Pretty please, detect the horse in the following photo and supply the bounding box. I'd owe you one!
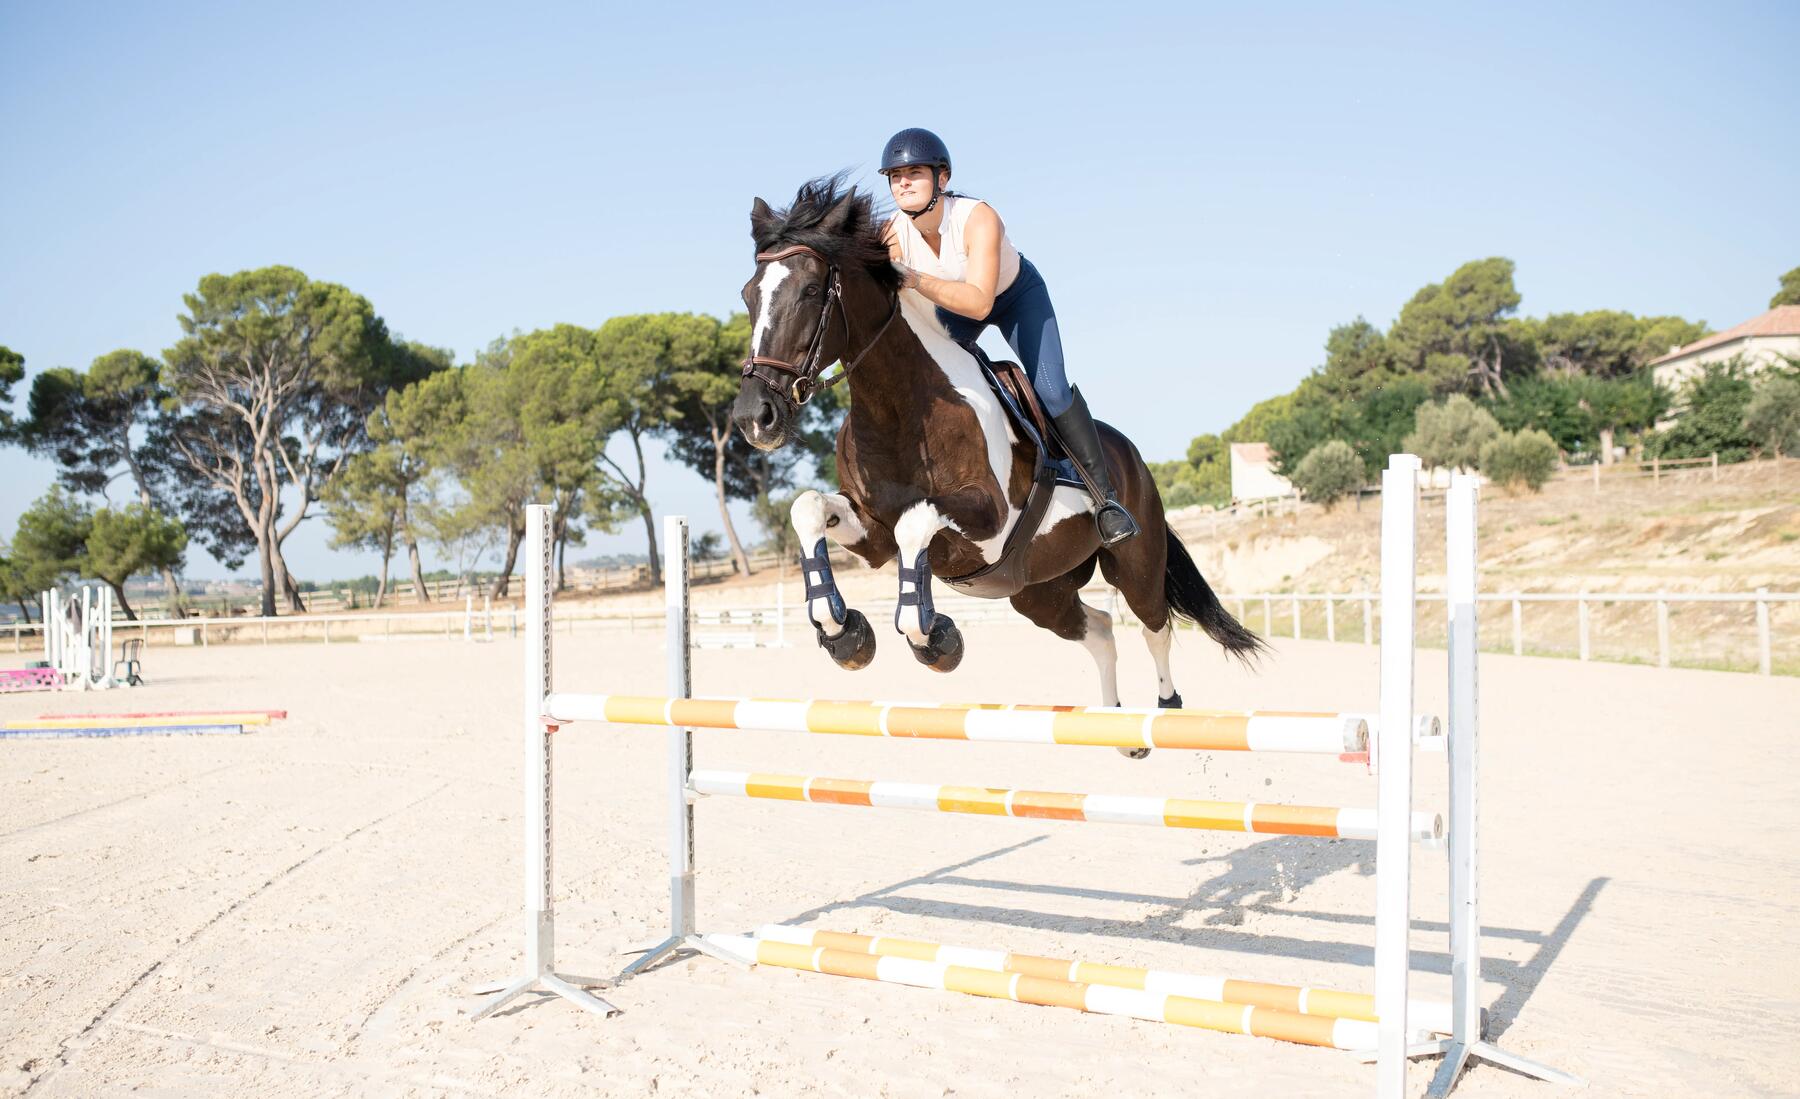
[731,176,1263,747]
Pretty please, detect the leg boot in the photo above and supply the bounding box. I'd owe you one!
[1052,387,1140,546]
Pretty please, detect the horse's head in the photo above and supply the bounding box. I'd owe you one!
[732,175,900,451]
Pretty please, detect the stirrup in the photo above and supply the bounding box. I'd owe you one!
[1096,502,1139,547]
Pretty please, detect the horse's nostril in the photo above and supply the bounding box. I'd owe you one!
[757,402,778,430]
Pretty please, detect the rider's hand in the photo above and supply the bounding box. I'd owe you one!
[891,261,921,290]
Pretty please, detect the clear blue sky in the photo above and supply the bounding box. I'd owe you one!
[2,1,1795,581]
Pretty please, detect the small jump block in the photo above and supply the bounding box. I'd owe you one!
[0,724,247,740]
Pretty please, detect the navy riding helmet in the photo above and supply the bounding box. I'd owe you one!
[880,128,951,218]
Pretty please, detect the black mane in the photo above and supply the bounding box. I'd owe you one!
[750,172,901,294]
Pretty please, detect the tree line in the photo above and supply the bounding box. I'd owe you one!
[7,260,1795,620]
[0,266,841,620]
[1155,260,1800,508]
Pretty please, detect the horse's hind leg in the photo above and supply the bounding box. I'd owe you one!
[1011,561,1144,758]
[791,490,887,670]
[1142,620,1182,709]
[1097,527,1187,726]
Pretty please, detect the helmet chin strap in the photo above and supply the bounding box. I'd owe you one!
[904,173,942,220]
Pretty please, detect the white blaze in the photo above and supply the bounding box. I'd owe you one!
[750,262,791,356]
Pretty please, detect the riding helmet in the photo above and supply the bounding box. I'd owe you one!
[879,128,951,177]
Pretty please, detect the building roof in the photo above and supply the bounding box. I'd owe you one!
[1229,442,1274,464]
[1649,305,1800,366]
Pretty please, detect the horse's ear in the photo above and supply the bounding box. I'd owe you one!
[820,191,858,233]
[750,197,775,242]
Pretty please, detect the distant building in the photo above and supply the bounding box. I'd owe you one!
[1650,304,1800,393]
[1229,442,1294,502]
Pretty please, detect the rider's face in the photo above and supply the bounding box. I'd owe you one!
[887,165,946,213]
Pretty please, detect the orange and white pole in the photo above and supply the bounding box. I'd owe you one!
[753,924,1453,1035]
[691,770,1442,842]
[715,934,1380,1051]
[545,694,1367,755]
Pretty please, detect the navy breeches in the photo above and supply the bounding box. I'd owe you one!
[936,256,1075,416]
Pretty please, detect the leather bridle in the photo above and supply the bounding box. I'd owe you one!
[740,244,899,409]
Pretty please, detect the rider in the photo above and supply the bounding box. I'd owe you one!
[878,127,1139,547]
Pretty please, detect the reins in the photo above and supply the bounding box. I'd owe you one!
[740,244,900,408]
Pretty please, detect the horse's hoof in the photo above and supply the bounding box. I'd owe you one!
[817,609,876,670]
[1119,695,1182,758]
[910,615,963,673]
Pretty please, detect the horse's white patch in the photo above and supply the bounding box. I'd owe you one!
[894,290,1019,563]
[1035,485,1094,536]
[893,500,951,644]
[820,493,868,544]
[1079,602,1120,707]
[1143,621,1176,700]
[791,489,853,636]
[750,262,791,356]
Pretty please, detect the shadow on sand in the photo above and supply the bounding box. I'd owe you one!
[777,834,1606,1032]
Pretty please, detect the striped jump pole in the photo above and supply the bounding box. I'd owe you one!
[545,694,1367,755]
[0,724,246,740]
[752,924,1453,1036]
[35,709,288,720]
[712,933,1380,1052]
[6,713,274,730]
[690,770,1443,842]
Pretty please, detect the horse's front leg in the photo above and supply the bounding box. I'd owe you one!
[792,490,890,670]
[892,499,977,673]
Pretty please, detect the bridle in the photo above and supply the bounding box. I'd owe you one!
[740,244,900,409]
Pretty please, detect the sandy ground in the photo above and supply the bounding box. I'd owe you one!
[4,618,1798,1098]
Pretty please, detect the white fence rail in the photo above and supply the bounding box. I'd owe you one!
[1210,589,1796,677]
[4,587,1794,677]
[705,588,1797,677]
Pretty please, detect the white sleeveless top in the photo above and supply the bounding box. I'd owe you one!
[890,194,1021,296]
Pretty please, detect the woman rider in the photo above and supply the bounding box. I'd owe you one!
[879,127,1139,547]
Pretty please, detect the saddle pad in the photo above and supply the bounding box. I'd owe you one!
[967,350,1086,490]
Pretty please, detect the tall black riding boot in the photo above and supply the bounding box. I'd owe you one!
[1052,387,1140,546]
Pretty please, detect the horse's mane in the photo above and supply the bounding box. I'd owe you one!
[751,172,902,294]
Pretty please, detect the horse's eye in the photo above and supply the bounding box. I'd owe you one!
[803,284,819,299]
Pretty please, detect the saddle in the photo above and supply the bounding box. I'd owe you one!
[940,347,1093,599]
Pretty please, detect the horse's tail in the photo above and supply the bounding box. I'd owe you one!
[1162,529,1268,665]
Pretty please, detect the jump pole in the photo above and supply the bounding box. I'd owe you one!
[688,770,1443,842]
[715,932,1381,1051]
[750,924,1455,1035]
[546,694,1366,755]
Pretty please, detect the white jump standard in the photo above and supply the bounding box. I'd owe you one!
[41,586,116,691]
[471,458,1575,1098]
